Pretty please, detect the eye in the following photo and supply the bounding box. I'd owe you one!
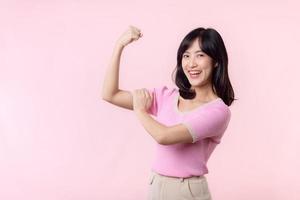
[183,55,189,58]
[197,54,204,57]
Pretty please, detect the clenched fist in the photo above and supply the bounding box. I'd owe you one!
[131,88,153,113]
[116,25,143,48]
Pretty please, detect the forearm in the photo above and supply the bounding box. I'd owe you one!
[134,110,167,144]
[101,43,124,100]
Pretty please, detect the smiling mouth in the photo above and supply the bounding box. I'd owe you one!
[188,71,201,78]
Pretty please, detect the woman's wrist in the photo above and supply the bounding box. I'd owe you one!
[134,108,148,115]
[115,40,125,49]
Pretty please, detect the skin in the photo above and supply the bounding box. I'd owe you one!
[112,25,152,113]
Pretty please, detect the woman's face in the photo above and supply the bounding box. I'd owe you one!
[182,38,216,88]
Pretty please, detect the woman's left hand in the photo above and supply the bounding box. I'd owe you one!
[131,88,153,113]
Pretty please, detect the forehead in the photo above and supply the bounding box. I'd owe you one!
[184,38,202,53]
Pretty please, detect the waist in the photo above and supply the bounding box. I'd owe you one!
[151,170,206,182]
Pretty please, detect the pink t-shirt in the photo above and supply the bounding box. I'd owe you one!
[146,86,231,178]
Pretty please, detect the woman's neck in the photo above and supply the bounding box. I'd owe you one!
[190,84,217,103]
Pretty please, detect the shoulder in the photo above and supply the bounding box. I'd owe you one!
[218,99,231,117]
[207,101,231,124]
[191,99,231,122]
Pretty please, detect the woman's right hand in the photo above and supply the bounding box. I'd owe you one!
[116,25,143,48]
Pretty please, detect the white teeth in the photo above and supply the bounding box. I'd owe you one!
[189,71,201,75]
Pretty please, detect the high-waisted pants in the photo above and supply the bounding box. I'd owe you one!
[147,171,212,200]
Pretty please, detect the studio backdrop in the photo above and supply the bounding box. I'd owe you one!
[0,1,299,200]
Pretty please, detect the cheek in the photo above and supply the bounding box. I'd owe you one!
[198,58,208,65]
[181,62,188,71]
[203,68,214,78]
[201,60,213,70]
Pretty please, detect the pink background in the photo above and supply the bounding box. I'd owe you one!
[1,1,299,199]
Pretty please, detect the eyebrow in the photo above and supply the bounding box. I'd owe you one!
[184,50,203,54]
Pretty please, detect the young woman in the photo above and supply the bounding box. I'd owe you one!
[102,25,235,200]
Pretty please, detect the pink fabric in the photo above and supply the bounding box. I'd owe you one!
[146,86,231,177]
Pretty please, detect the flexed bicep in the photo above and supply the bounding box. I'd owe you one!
[105,90,134,111]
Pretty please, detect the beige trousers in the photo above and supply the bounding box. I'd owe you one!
[147,171,212,200]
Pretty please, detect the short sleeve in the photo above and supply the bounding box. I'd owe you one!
[181,107,231,143]
[146,86,169,117]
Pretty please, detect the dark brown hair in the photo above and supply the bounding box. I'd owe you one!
[171,27,236,106]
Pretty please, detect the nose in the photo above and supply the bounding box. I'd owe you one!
[188,57,197,68]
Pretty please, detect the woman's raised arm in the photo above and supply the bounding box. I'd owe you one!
[101,26,143,110]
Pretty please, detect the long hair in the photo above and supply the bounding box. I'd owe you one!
[171,27,236,106]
